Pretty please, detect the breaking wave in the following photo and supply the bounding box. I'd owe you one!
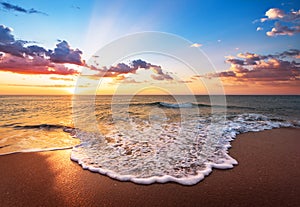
[71,113,296,185]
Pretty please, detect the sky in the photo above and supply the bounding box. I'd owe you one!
[0,0,299,95]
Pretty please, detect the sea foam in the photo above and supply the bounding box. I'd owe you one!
[71,113,294,185]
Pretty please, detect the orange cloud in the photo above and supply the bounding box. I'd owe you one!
[201,50,300,86]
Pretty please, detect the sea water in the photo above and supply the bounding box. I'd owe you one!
[0,95,299,185]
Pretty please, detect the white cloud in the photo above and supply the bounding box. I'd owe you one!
[259,8,300,37]
[265,8,285,19]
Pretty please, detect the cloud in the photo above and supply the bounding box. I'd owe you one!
[0,25,84,76]
[190,43,202,48]
[87,59,173,81]
[1,83,75,88]
[50,41,84,65]
[264,8,286,20]
[177,80,193,83]
[0,25,14,44]
[259,8,300,37]
[256,27,263,31]
[202,50,300,83]
[0,53,79,75]
[108,76,143,85]
[264,8,300,22]
[266,22,300,36]
[109,63,133,73]
[279,49,300,58]
[226,58,245,65]
[151,73,173,81]
[122,77,141,84]
[0,1,48,15]
[0,25,84,65]
[50,77,74,81]
[131,59,151,70]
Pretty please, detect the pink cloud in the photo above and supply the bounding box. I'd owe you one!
[201,50,300,83]
[266,22,300,36]
[0,24,84,76]
[0,54,79,75]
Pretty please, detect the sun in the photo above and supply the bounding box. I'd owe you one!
[65,87,75,95]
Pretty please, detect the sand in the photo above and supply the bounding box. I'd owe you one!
[0,128,299,207]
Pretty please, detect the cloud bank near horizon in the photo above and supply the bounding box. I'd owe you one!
[201,49,300,85]
[86,59,173,82]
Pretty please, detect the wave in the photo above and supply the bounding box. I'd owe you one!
[2,123,75,133]
[129,101,254,109]
[71,113,297,186]
[158,102,195,108]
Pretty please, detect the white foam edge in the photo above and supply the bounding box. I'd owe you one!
[70,150,238,186]
[69,118,298,185]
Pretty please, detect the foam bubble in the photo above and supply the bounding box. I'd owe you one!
[70,113,295,185]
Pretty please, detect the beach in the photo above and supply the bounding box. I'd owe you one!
[0,128,299,206]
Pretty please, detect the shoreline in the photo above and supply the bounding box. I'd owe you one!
[0,128,299,206]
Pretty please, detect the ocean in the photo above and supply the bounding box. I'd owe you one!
[0,95,299,185]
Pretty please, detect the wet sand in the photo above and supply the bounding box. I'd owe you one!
[0,128,299,207]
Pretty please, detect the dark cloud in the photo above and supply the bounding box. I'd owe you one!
[202,50,300,83]
[259,8,300,37]
[27,45,48,57]
[109,63,133,73]
[0,1,48,15]
[131,59,150,70]
[0,25,81,75]
[226,58,245,65]
[0,25,78,63]
[50,41,84,65]
[130,59,166,75]
[0,53,79,75]
[279,49,300,58]
[218,71,236,78]
[0,25,14,44]
[267,22,300,36]
[88,59,173,81]
[0,40,29,57]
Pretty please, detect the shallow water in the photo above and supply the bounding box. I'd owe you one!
[0,95,299,185]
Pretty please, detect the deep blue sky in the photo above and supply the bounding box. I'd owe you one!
[2,0,299,66]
